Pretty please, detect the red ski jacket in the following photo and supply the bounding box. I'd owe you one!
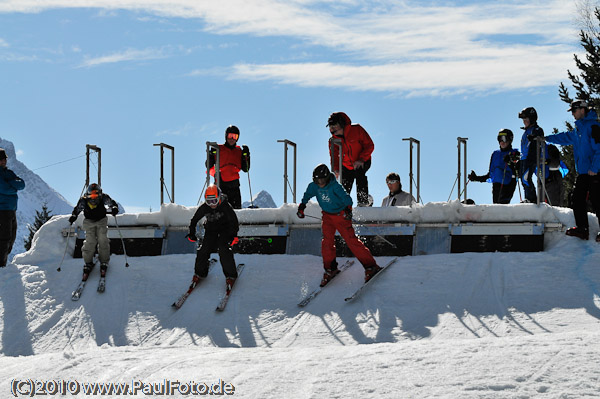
[329,112,374,172]
[209,144,244,182]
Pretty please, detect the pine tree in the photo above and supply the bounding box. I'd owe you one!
[24,203,53,251]
[556,5,600,208]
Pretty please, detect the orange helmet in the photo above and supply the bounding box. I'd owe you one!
[205,184,221,206]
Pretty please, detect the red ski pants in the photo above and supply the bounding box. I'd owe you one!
[321,211,376,269]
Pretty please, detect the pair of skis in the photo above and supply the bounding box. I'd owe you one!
[71,261,106,301]
[297,257,398,307]
[172,261,245,312]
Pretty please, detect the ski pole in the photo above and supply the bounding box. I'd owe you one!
[497,163,508,204]
[57,225,74,272]
[247,169,257,208]
[113,216,130,267]
[303,214,322,221]
[351,218,398,248]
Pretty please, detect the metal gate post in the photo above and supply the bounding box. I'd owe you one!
[402,137,421,203]
[153,143,175,204]
[457,137,468,201]
[85,144,101,188]
[277,139,297,203]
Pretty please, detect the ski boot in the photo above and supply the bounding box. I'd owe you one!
[364,265,382,283]
[82,262,94,281]
[320,260,340,287]
[566,226,589,240]
[100,263,108,278]
[225,277,236,293]
[190,274,202,289]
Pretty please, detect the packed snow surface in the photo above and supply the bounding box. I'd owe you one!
[1,202,600,398]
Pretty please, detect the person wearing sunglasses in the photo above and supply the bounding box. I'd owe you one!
[68,183,119,281]
[187,184,240,292]
[381,173,416,207]
[0,147,25,267]
[545,99,600,241]
[327,112,374,207]
[207,125,250,209]
[468,129,520,204]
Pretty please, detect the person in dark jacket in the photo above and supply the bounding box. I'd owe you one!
[545,99,600,241]
[297,163,381,286]
[208,125,250,209]
[327,112,375,207]
[0,148,25,267]
[187,184,239,292]
[469,129,520,204]
[69,183,119,280]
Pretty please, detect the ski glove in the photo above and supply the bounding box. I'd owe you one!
[111,207,118,216]
[343,206,352,221]
[68,215,77,224]
[186,232,197,242]
[297,203,306,219]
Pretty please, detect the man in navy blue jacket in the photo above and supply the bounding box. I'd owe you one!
[545,99,600,241]
[0,148,25,267]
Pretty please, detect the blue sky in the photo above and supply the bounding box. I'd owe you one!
[0,0,588,212]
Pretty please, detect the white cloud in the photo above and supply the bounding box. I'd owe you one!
[0,38,8,47]
[0,0,584,95]
[78,47,169,68]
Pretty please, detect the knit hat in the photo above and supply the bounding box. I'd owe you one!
[0,148,6,160]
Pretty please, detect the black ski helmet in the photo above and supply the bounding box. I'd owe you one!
[225,125,240,140]
[86,183,102,205]
[312,163,331,184]
[518,107,537,123]
[497,128,514,143]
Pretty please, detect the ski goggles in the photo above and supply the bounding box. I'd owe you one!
[497,134,509,143]
[206,196,219,206]
[386,179,399,184]
[226,132,239,141]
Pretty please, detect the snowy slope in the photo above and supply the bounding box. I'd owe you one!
[0,138,72,257]
[1,205,600,398]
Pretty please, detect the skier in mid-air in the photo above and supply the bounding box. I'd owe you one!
[297,163,381,287]
[69,183,119,281]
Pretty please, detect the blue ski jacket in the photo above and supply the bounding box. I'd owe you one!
[300,173,352,214]
[488,146,519,184]
[520,124,544,164]
[545,109,600,174]
[0,166,25,211]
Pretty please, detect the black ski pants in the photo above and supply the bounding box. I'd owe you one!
[492,180,516,204]
[220,179,242,210]
[341,159,371,205]
[194,231,238,279]
[0,210,17,266]
[572,174,600,229]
